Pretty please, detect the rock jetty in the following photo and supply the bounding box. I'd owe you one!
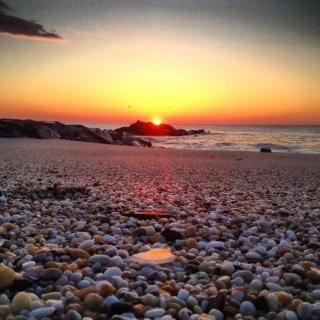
[115,120,208,136]
[0,119,152,147]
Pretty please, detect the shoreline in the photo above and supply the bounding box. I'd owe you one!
[1,137,320,157]
[0,138,320,319]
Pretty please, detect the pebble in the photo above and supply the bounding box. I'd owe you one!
[41,268,62,280]
[2,141,320,320]
[177,289,190,301]
[221,260,235,275]
[145,308,166,318]
[0,264,15,290]
[83,293,104,310]
[11,292,33,314]
[96,280,115,297]
[88,254,110,265]
[232,270,254,282]
[240,301,256,316]
[105,266,122,278]
[79,239,94,251]
[28,306,56,318]
[297,302,312,319]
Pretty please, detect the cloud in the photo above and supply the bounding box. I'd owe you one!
[0,0,63,41]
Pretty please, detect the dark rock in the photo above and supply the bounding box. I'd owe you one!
[115,120,209,136]
[260,147,272,153]
[110,302,134,315]
[254,296,269,311]
[0,119,152,147]
[160,229,184,242]
[209,292,225,311]
[10,278,34,291]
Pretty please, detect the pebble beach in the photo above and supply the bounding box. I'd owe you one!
[0,138,320,320]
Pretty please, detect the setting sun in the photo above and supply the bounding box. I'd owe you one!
[152,118,162,126]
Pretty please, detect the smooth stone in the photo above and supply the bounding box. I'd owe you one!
[231,289,245,303]
[110,256,123,267]
[177,289,190,301]
[246,252,263,261]
[232,270,254,282]
[186,238,198,249]
[28,306,56,318]
[209,308,224,320]
[65,310,82,320]
[96,280,115,297]
[145,308,166,318]
[83,293,104,310]
[30,300,45,310]
[79,239,94,251]
[145,284,160,295]
[208,241,225,249]
[141,294,159,307]
[104,235,116,244]
[41,292,62,300]
[0,294,10,305]
[249,279,263,291]
[77,279,92,289]
[0,305,10,318]
[268,293,280,312]
[178,308,191,319]
[45,300,64,312]
[267,283,283,292]
[312,289,320,300]
[12,292,32,314]
[187,295,199,308]
[283,273,302,284]
[88,255,110,265]
[0,264,15,290]
[105,266,122,278]
[104,295,119,308]
[221,260,235,275]
[283,310,298,320]
[297,302,312,319]
[68,248,90,259]
[22,261,36,271]
[240,301,256,316]
[41,268,62,280]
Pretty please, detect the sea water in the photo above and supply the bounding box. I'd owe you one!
[83,124,320,154]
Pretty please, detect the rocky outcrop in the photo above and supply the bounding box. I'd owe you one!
[0,119,151,147]
[115,120,208,136]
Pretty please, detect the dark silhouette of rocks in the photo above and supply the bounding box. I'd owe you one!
[260,147,272,153]
[0,119,151,147]
[115,120,208,136]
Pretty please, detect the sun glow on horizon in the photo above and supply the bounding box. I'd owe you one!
[152,118,162,125]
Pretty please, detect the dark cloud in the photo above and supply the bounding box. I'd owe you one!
[0,0,63,41]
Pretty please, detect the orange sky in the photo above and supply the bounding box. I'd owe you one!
[1,1,319,124]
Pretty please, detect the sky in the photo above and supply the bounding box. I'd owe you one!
[0,0,319,125]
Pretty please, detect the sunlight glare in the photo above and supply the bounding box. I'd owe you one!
[152,118,162,125]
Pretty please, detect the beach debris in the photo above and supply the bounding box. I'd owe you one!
[260,147,272,153]
[131,248,176,264]
[124,211,171,219]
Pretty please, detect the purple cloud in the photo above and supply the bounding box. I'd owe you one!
[0,0,63,41]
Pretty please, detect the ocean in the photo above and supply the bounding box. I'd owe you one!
[83,123,320,154]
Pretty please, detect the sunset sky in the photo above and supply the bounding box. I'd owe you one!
[1,0,319,124]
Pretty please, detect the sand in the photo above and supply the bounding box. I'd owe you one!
[0,138,320,320]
